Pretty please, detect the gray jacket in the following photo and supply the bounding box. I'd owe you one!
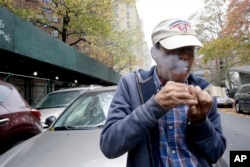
[100,66,226,167]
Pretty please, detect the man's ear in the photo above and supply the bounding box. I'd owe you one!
[150,47,159,63]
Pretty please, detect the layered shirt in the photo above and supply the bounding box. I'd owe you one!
[153,69,198,167]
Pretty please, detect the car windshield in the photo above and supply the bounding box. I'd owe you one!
[52,90,114,130]
[0,85,11,103]
[36,90,86,109]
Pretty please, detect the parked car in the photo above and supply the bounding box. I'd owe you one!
[234,84,250,113]
[0,80,42,154]
[0,85,126,167]
[35,85,102,128]
[215,96,234,108]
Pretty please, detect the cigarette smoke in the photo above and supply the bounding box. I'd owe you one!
[151,47,188,74]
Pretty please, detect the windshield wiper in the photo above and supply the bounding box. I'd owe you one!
[53,126,77,130]
[53,125,104,131]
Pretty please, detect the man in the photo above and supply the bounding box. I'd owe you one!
[100,18,226,167]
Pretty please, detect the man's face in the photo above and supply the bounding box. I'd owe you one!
[152,46,195,83]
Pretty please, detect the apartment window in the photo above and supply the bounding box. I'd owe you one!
[74,45,79,50]
[41,6,51,14]
[51,30,59,37]
[114,6,119,17]
[42,0,50,3]
[246,13,250,22]
[127,21,130,28]
[126,3,129,10]
[52,16,58,22]
[126,12,130,19]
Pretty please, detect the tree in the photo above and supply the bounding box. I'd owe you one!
[189,0,229,43]
[199,36,242,95]
[221,0,250,67]
[1,0,142,73]
[0,0,13,10]
[188,0,229,86]
[189,0,250,96]
[222,0,250,37]
[0,0,40,20]
[221,0,250,96]
[37,0,114,46]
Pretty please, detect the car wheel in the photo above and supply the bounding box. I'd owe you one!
[235,102,242,113]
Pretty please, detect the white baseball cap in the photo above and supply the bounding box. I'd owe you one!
[151,18,203,50]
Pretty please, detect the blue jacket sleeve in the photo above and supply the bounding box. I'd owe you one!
[186,96,227,163]
[100,75,166,158]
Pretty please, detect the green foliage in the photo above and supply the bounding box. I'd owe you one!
[40,0,115,44]
[89,27,143,73]
[0,0,40,21]
[2,0,143,73]
[189,0,250,88]
[199,37,234,62]
[0,0,13,10]
[14,8,40,21]
[39,0,142,73]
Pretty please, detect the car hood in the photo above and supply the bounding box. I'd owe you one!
[0,129,126,167]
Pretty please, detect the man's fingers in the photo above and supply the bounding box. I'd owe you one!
[195,86,213,104]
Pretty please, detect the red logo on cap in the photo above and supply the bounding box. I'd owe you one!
[169,20,191,33]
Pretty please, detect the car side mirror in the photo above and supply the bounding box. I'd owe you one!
[45,116,57,127]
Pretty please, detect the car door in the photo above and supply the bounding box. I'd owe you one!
[0,84,14,147]
[0,105,13,142]
[243,86,250,110]
[238,85,250,111]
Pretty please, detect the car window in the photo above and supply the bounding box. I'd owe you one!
[99,93,113,117]
[239,86,245,93]
[239,85,250,93]
[0,85,11,103]
[53,91,114,129]
[36,90,83,108]
[245,86,250,93]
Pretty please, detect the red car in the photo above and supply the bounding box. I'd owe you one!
[0,80,42,154]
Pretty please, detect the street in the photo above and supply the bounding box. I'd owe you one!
[219,109,250,166]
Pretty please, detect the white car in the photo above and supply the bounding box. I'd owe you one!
[215,96,234,108]
[35,85,102,128]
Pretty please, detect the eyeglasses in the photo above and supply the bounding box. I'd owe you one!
[162,46,195,56]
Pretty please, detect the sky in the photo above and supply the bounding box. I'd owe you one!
[136,0,204,48]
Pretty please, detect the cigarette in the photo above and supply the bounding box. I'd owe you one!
[184,67,189,71]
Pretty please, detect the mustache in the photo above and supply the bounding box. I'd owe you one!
[151,47,189,74]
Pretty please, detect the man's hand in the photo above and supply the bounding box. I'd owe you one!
[154,81,198,111]
[187,85,213,123]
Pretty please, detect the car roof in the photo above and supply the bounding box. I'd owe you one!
[48,85,103,94]
[239,84,250,89]
[0,80,15,89]
[83,85,117,93]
